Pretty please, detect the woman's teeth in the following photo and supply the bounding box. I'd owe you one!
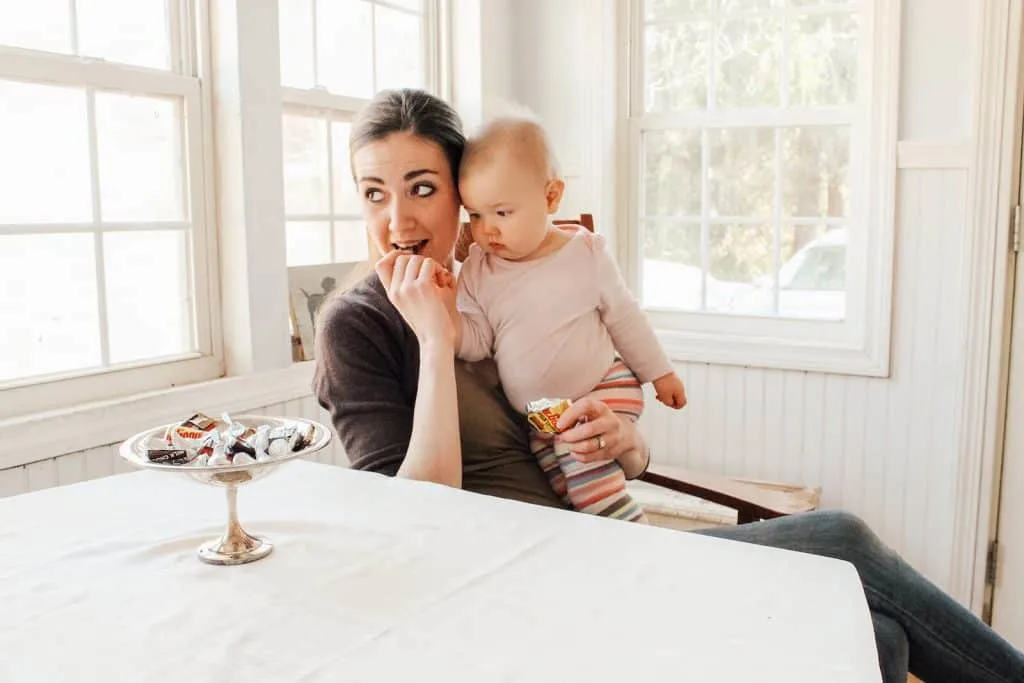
[393,239,428,255]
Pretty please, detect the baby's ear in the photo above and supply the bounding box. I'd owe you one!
[545,179,565,213]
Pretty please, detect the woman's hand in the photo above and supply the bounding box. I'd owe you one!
[376,251,457,348]
[554,398,649,477]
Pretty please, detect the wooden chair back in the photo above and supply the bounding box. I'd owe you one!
[455,213,595,263]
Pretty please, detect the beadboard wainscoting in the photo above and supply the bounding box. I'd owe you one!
[0,397,348,499]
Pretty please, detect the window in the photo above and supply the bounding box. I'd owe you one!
[278,0,437,267]
[626,0,898,375]
[0,0,219,416]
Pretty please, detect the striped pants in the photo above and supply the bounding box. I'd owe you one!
[530,360,648,523]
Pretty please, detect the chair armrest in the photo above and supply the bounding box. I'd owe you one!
[639,464,820,524]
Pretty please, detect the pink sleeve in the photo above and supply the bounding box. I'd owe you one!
[590,233,674,383]
[456,247,495,362]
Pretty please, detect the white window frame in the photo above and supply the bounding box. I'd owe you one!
[0,0,222,419]
[620,0,900,377]
[280,0,444,266]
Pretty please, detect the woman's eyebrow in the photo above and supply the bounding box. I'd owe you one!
[404,168,438,181]
[357,169,437,184]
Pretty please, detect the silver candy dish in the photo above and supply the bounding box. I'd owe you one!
[119,415,331,566]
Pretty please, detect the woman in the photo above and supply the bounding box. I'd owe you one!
[314,88,1024,682]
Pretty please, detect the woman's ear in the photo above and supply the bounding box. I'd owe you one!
[545,179,565,214]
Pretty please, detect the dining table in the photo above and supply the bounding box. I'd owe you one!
[0,459,880,682]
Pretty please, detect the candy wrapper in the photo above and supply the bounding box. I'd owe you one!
[526,398,573,456]
[145,414,314,468]
[166,413,218,452]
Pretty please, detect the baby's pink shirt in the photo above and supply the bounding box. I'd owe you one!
[456,228,674,413]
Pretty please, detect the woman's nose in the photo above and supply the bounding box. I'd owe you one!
[388,195,414,230]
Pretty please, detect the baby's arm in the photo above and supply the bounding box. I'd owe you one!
[593,238,685,409]
[455,259,496,363]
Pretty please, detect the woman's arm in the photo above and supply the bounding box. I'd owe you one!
[313,256,463,488]
[376,251,463,488]
[398,337,461,487]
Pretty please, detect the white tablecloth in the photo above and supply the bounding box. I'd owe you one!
[0,461,880,682]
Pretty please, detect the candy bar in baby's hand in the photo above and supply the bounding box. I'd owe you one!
[525,398,572,434]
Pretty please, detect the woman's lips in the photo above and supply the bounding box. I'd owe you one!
[392,239,428,255]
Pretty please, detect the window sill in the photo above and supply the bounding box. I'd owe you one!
[657,328,890,377]
[0,362,316,470]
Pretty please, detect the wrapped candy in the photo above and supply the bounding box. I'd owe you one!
[526,398,574,456]
[147,414,312,468]
[232,452,256,466]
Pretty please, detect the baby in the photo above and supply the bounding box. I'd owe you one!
[451,114,686,523]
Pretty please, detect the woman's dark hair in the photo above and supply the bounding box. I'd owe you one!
[350,89,465,183]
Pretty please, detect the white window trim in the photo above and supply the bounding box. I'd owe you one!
[280,0,443,265]
[0,0,223,420]
[619,0,901,377]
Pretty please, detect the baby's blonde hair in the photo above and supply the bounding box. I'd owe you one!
[460,107,561,181]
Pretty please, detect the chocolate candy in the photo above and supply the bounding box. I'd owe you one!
[225,435,256,457]
[147,448,192,465]
[148,414,310,468]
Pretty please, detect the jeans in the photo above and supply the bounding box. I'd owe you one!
[696,511,1024,682]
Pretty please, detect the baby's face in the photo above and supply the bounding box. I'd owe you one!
[459,156,555,262]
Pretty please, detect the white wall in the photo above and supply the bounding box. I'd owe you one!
[492,0,979,592]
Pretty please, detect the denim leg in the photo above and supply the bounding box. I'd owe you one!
[697,511,1024,682]
[872,612,910,683]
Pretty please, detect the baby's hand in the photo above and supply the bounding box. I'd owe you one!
[434,267,455,291]
[653,373,687,409]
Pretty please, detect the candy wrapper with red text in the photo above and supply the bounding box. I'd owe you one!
[525,398,574,456]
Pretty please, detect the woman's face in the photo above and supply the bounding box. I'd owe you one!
[352,131,461,268]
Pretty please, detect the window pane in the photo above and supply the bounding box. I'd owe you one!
[76,0,171,69]
[719,0,784,11]
[789,0,848,6]
[708,128,775,216]
[0,80,92,223]
[104,230,192,363]
[283,114,329,215]
[387,0,422,10]
[788,12,858,107]
[715,17,781,108]
[333,220,368,263]
[643,129,701,217]
[375,5,423,91]
[330,121,360,215]
[279,0,315,88]
[645,21,709,112]
[0,233,101,382]
[782,126,850,217]
[778,224,846,319]
[286,221,331,266]
[0,0,70,53]
[316,0,373,97]
[645,0,709,20]
[708,223,773,315]
[96,93,185,222]
[642,221,702,311]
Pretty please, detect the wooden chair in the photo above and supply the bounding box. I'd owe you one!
[456,213,820,526]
